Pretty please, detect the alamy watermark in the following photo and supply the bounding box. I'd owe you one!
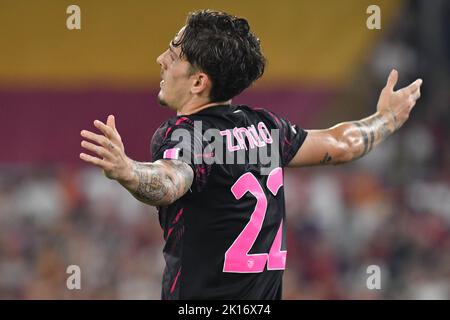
[366,265,381,290]
[66,5,81,30]
[66,5,380,31]
[366,5,381,30]
[166,120,280,176]
[66,264,81,290]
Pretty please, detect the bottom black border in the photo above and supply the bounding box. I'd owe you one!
[0,300,446,318]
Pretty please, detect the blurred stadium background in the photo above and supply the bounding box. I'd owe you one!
[0,0,449,299]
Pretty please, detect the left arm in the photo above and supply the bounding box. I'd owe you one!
[289,110,397,166]
[288,70,422,167]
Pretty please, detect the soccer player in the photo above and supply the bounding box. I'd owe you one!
[79,10,422,299]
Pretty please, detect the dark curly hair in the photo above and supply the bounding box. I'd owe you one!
[172,10,266,102]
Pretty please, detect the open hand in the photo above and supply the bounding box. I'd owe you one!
[377,69,423,129]
[80,115,134,183]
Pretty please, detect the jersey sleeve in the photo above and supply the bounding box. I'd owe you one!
[264,110,308,167]
[151,117,212,193]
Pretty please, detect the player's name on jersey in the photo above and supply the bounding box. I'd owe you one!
[219,121,274,152]
[168,120,278,154]
[166,120,281,174]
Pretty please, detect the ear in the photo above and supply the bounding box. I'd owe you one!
[191,72,211,96]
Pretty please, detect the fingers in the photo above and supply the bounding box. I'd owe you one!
[412,87,421,101]
[81,130,112,148]
[405,79,422,109]
[80,115,122,172]
[107,114,116,131]
[393,78,422,110]
[407,78,423,94]
[385,69,398,91]
[94,119,116,140]
[81,140,113,160]
[79,152,110,169]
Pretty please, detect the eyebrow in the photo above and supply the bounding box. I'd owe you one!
[169,41,184,62]
[169,42,179,57]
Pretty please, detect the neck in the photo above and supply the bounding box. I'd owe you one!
[177,100,232,116]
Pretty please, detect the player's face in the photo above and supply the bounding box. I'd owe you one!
[156,27,195,110]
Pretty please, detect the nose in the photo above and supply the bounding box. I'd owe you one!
[156,53,163,67]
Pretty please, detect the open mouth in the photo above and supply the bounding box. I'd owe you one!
[160,80,165,87]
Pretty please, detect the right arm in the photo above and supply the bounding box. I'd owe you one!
[123,159,193,206]
[288,69,423,167]
[80,115,193,207]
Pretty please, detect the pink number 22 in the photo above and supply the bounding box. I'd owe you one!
[223,167,286,273]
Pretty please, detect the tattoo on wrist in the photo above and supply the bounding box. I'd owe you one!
[388,109,398,130]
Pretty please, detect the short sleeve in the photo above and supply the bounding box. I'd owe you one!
[264,110,308,167]
[151,117,212,193]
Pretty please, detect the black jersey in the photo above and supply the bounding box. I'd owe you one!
[151,104,307,300]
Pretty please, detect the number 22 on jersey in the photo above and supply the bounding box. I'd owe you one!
[223,167,286,273]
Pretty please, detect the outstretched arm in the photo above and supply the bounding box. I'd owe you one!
[288,70,423,167]
[79,115,193,206]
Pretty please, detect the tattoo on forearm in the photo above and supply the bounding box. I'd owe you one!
[133,162,169,203]
[130,160,193,205]
[354,122,370,156]
[320,152,333,164]
[352,114,395,159]
[362,120,375,152]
